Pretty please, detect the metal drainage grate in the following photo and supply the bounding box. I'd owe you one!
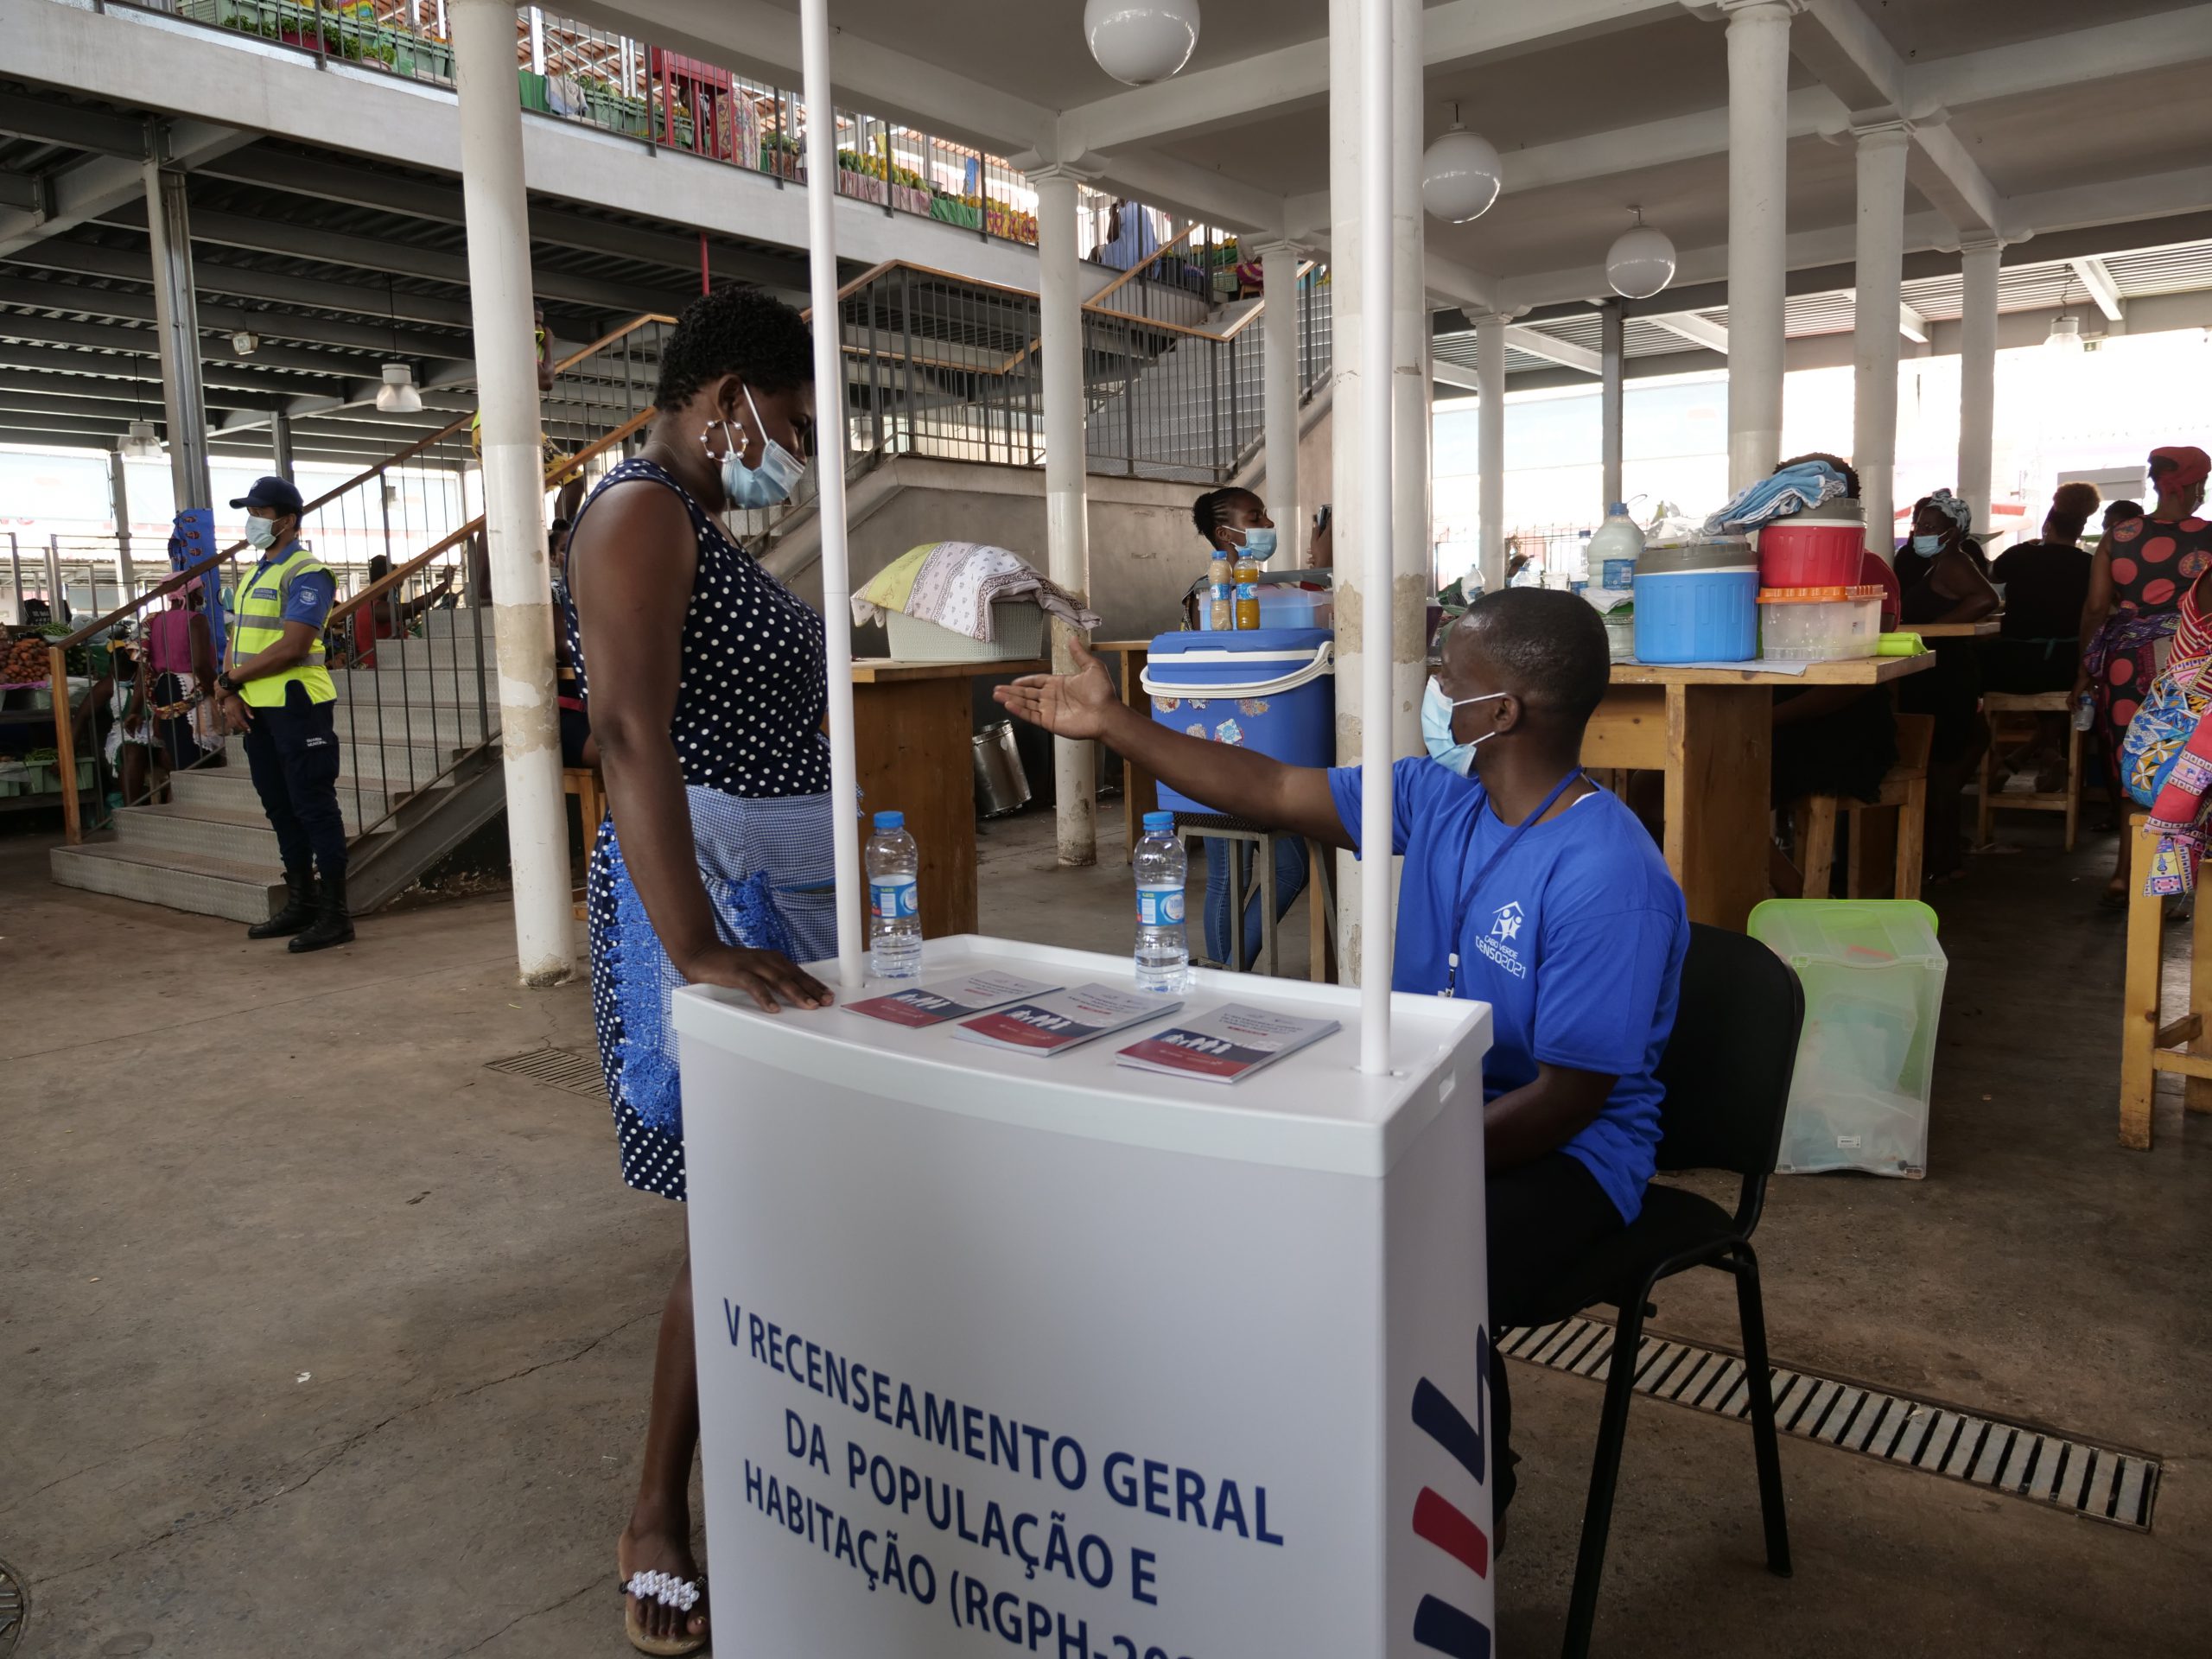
[0,1558,24,1658]
[1502,1317,2160,1532]
[485,1046,607,1097]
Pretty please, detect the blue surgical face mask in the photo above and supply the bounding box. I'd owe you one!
[245,516,278,550]
[1232,524,1279,562]
[1911,532,1942,555]
[708,385,807,509]
[1422,677,1506,776]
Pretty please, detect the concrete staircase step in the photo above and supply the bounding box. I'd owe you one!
[166,766,393,832]
[220,734,466,789]
[114,800,404,865]
[48,841,288,924]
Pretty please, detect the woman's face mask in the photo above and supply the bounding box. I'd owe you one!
[1911,532,1943,556]
[706,385,807,509]
[1422,677,1506,776]
[1228,524,1279,563]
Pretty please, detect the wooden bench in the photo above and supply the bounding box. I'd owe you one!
[563,766,607,920]
[1977,690,2082,852]
[1787,713,1936,900]
[2119,814,2212,1149]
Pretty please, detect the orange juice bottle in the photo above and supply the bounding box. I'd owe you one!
[1233,554,1262,630]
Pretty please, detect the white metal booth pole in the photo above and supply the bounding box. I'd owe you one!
[675,0,1497,1653]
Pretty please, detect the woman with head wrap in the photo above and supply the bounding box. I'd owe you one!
[1895,487,1999,880]
[2078,446,2212,903]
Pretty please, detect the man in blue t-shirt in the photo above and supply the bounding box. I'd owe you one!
[995,588,1688,1520]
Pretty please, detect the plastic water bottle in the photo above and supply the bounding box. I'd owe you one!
[1133,811,1192,995]
[2073,690,2095,733]
[867,810,922,978]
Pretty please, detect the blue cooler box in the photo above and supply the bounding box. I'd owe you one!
[1141,628,1335,814]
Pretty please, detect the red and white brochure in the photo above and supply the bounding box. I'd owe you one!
[1116,1003,1341,1084]
[846,970,1063,1030]
[951,982,1181,1057]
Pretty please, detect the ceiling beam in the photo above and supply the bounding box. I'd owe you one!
[2069,256,2126,323]
[0,173,48,213]
[200,147,810,291]
[1789,0,2006,238]
[0,339,338,397]
[1063,0,1677,153]
[1644,311,1729,354]
[1431,360,1483,394]
[1909,13,2183,113]
[1897,300,1929,344]
[1503,324,1600,377]
[0,120,256,258]
[0,365,264,409]
[0,310,375,379]
[0,91,148,157]
[96,200,687,315]
[0,275,468,360]
[4,238,481,329]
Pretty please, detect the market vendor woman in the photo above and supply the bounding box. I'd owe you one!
[996,587,1688,1520]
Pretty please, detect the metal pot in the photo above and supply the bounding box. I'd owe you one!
[972,718,1032,818]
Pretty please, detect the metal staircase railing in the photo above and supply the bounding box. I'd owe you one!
[47,313,676,849]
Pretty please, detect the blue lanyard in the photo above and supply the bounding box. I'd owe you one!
[1441,768,1585,1000]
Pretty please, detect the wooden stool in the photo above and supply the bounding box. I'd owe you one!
[2119,815,2212,1148]
[563,767,607,919]
[1789,713,1936,899]
[1977,690,2082,852]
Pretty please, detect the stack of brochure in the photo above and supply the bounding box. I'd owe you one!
[950,983,1183,1056]
[1116,1003,1340,1084]
[846,970,1063,1029]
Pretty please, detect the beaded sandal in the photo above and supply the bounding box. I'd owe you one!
[621,1569,707,1657]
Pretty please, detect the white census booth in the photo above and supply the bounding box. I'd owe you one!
[677,935,1497,1656]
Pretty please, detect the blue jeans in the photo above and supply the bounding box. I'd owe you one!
[1202,835,1309,969]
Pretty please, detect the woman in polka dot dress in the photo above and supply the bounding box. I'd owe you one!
[2078,446,2212,904]
[565,286,837,1656]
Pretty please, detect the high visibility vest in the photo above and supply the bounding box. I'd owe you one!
[226,543,335,707]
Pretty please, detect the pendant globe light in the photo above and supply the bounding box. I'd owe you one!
[375,276,423,415]
[1605,207,1676,301]
[1421,104,1502,225]
[2045,277,2085,353]
[1083,0,1200,86]
[120,354,165,459]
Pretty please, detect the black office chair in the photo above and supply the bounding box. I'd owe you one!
[1539,923,1804,1659]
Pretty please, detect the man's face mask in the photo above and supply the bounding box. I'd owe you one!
[1422,677,1506,777]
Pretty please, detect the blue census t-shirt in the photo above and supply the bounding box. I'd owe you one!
[1329,758,1689,1223]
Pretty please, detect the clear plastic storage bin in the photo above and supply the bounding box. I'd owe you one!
[1748,899,1948,1179]
[1758,583,1884,662]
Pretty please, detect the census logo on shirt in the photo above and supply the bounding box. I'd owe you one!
[1478,900,1528,977]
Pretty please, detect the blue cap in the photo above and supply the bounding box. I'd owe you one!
[229,474,304,517]
[1142,811,1175,834]
[874,810,905,830]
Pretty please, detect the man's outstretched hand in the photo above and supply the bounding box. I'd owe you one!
[994,638,1117,741]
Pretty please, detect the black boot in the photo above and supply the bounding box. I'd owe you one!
[248,868,316,939]
[289,870,355,953]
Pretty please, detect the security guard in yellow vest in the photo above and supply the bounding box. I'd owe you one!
[215,476,353,952]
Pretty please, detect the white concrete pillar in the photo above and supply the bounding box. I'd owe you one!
[1475,312,1509,596]
[1958,238,2003,538]
[1599,300,1624,511]
[1034,164,1095,868]
[1721,0,1800,493]
[107,449,135,594]
[452,0,570,985]
[1389,0,1428,755]
[1853,121,1910,562]
[143,160,211,514]
[1254,238,1304,548]
[271,406,296,482]
[527,6,545,74]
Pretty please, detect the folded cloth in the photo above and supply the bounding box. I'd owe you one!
[854,540,1101,640]
[1702,461,1848,536]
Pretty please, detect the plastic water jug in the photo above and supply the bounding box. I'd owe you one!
[1586,502,1646,591]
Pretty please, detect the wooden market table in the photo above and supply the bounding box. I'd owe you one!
[1091,638,1158,861]
[850,657,1047,938]
[1584,656,1936,931]
[1910,617,2001,639]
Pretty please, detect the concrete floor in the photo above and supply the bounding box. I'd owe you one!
[3,803,2209,1657]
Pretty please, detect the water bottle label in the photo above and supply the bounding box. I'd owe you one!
[1601,557,1638,588]
[1235,581,1258,601]
[870,874,918,920]
[1137,884,1185,926]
